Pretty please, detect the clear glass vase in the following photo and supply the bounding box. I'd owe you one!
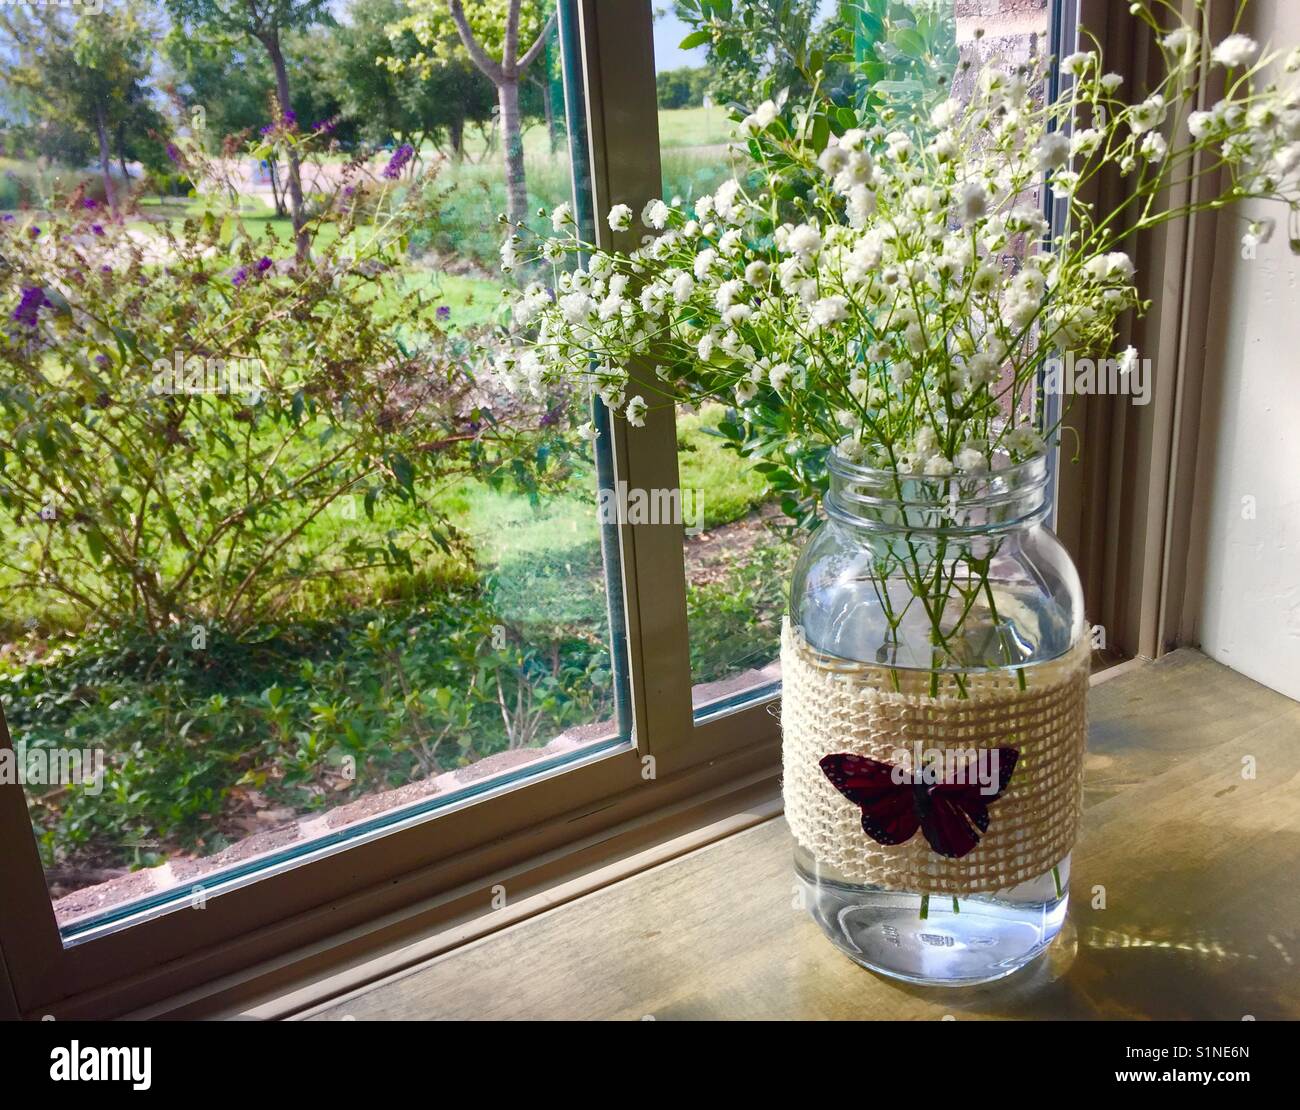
[787,442,1085,986]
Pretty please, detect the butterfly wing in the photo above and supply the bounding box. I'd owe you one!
[920,747,1020,859]
[819,753,920,846]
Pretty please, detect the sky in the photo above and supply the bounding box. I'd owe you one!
[651,2,838,72]
[651,7,709,72]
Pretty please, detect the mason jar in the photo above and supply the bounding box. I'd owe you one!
[784,441,1087,986]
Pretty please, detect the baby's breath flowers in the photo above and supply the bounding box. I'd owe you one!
[496,2,1299,490]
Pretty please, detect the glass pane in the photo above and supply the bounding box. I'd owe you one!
[652,1,1056,711]
[0,0,626,938]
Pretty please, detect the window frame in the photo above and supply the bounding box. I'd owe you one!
[1,0,1212,1019]
[0,0,779,1019]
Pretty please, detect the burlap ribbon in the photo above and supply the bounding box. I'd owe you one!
[781,619,1089,895]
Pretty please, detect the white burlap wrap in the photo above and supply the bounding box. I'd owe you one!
[781,619,1089,895]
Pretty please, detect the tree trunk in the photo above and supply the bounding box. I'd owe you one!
[268,158,286,218]
[449,115,464,162]
[262,33,309,261]
[93,103,116,214]
[116,123,130,183]
[540,76,557,156]
[498,76,527,226]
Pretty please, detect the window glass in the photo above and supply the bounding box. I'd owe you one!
[654,1,1054,711]
[0,0,626,938]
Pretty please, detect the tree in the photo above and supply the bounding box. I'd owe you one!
[344,0,495,159]
[672,0,824,106]
[0,2,159,213]
[165,33,275,148]
[166,0,332,259]
[390,0,556,225]
[656,65,709,110]
[672,1,956,123]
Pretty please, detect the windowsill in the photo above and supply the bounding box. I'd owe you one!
[281,649,1300,1021]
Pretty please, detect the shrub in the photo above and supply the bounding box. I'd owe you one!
[6,590,613,869]
[0,140,577,637]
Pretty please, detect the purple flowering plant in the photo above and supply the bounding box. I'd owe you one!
[0,139,571,634]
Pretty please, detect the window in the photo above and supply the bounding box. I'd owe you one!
[0,0,1098,1018]
[1,0,645,951]
[663,1,1057,710]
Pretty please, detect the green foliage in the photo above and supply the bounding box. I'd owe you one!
[672,0,839,107]
[842,0,960,124]
[336,0,496,155]
[6,590,613,868]
[675,404,769,529]
[389,0,554,74]
[673,0,958,120]
[165,0,334,44]
[163,33,278,150]
[0,1,166,202]
[656,66,711,110]
[687,539,792,684]
[0,137,573,636]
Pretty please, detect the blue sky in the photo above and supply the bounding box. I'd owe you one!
[652,7,708,72]
[651,2,837,72]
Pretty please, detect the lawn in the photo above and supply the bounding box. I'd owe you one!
[656,105,736,149]
[0,104,787,889]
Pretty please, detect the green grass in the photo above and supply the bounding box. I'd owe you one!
[451,105,735,162]
[676,405,771,529]
[657,105,737,149]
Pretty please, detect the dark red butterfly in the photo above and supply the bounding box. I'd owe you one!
[819,747,1019,859]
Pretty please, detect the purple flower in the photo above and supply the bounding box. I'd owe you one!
[2,215,14,223]
[282,109,298,128]
[28,226,40,239]
[100,265,112,274]
[166,142,182,165]
[232,267,249,287]
[91,224,105,236]
[94,353,109,367]
[12,286,49,328]
[382,143,414,180]
[255,256,273,273]
[436,305,451,321]
[81,198,98,210]
[313,118,338,135]
[259,124,273,136]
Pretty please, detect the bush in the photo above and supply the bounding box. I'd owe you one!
[657,67,710,110]
[0,139,576,637]
[145,170,195,199]
[688,540,793,684]
[6,590,613,870]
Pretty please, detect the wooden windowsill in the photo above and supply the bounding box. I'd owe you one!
[291,649,1300,1021]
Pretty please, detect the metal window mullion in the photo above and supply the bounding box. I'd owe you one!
[574,0,696,766]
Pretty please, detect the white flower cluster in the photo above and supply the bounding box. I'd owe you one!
[496,5,1300,477]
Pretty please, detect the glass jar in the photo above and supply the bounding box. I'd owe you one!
[787,442,1085,986]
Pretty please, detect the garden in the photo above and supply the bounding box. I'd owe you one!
[0,0,833,906]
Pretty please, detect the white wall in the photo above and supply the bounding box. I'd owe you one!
[1194,0,1300,700]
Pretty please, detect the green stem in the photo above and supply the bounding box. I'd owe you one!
[1052,865,1063,899]
[919,893,930,920]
